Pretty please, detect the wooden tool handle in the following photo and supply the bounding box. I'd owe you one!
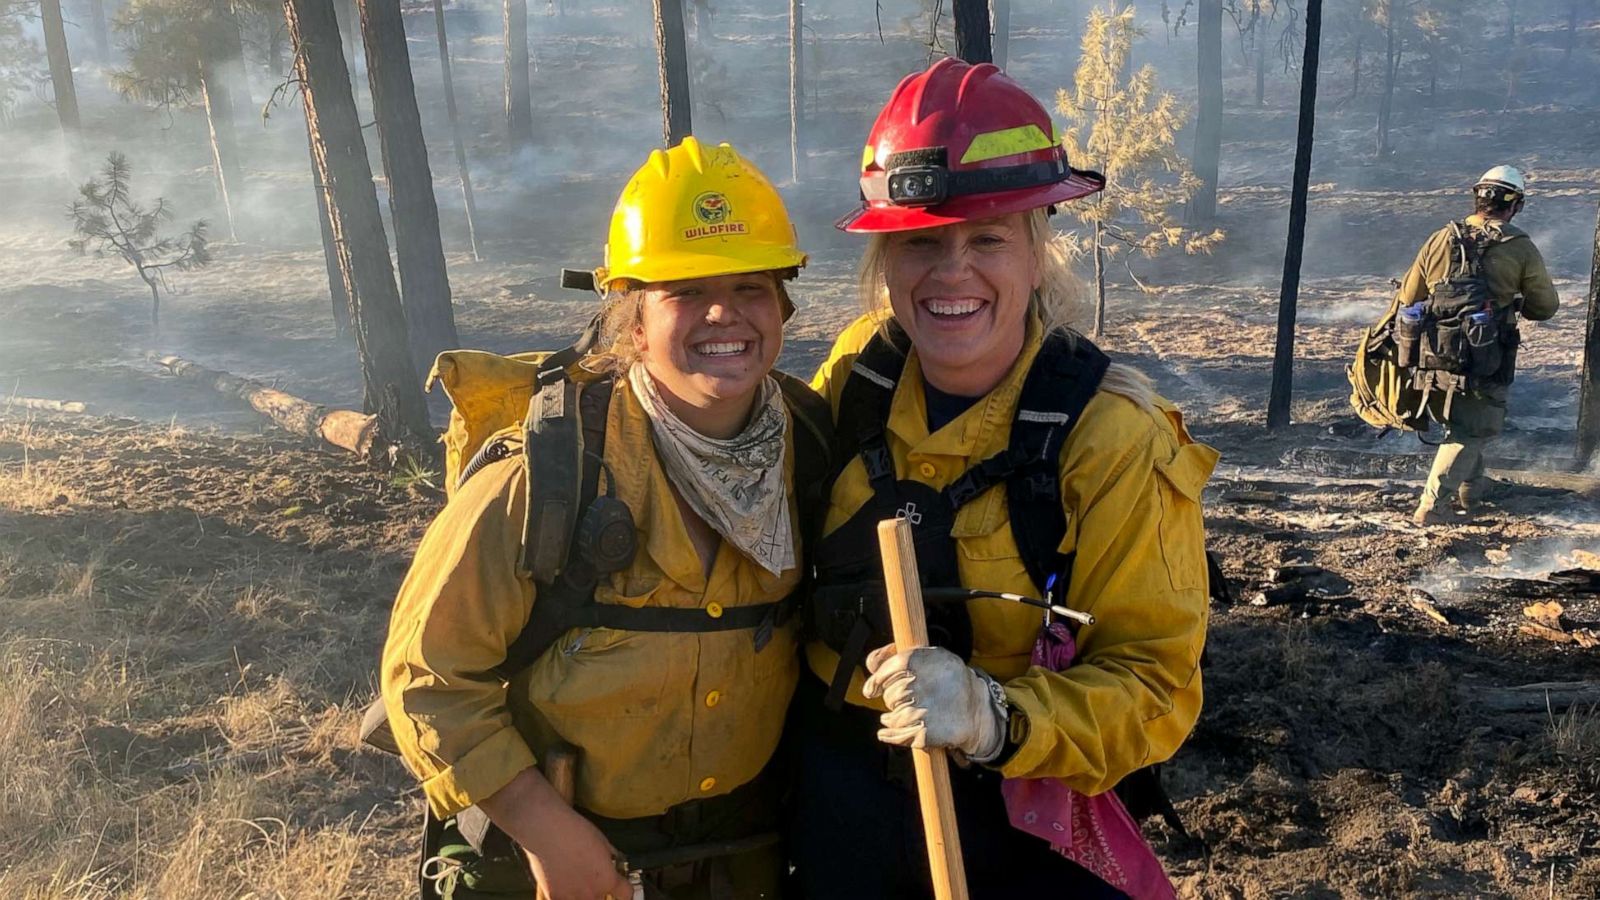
[536,744,580,900]
[877,518,970,900]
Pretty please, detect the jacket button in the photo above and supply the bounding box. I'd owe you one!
[706,602,724,618]
[918,462,937,479]
[699,776,717,792]
[705,690,721,708]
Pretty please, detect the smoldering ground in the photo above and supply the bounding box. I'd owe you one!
[3,0,1600,896]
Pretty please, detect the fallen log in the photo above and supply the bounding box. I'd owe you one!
[3,396,87,413]
[1280,447,1600,496]
[150,354,382,460]
[1473,682,1600,715]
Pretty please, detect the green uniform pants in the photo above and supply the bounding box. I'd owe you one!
[1420,385,1507,510]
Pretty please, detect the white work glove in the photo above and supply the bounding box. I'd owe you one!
[861,644,1006,763]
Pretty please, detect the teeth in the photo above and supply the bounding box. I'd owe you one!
[926,299,981,316]
[696,341,749,356]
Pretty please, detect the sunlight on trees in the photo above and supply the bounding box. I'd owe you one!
[1056,5,1225,335]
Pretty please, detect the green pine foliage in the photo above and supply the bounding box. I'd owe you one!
[69,152,212,328]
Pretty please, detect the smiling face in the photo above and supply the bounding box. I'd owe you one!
[882,213,1040,397]
[633,271,785,438]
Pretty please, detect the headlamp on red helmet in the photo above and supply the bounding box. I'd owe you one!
[840,58,1105,233]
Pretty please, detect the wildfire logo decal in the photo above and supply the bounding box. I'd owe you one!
[683,191,748,240]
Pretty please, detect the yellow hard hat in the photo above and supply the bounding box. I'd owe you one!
[595,137,807,293]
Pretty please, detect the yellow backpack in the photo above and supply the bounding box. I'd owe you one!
[1347,297,1430,433]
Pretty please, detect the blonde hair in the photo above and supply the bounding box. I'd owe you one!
[854,209,1154,408]
[583,274,794,375]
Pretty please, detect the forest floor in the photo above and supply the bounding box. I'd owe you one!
[3,1,1600,897]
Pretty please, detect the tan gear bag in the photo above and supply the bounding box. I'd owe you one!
[1347,298,1430,433]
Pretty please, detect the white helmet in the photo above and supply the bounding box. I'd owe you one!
[1475,165,1526,197]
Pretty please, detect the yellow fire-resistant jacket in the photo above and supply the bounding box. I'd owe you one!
[1396,213,1559,321]
[380,375,801,821]
[808,313,1218,797]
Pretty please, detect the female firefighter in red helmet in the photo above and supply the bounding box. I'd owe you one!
[788,59,1217,898]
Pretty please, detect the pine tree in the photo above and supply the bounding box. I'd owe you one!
[0,9,42,122]
[69,152,211,328]
[113,0,245,239]
[40,0,80,135]
[1056,6,1223,337]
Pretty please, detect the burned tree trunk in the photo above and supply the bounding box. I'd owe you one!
[1350,32,1361,100]
[40,0,80,136]
[198,60,242,240]
[504,0,533,150]
[1376,0,1395,156]
[305,108,350,335]
[215,0,255,127]
[789,0,802,182]
[990,0,1010,68]
[434,0,483,260]
[1566,0,1579,66]
[285,0,431,445]
[88,0,111,61]
[356,0,460,369]
[952,0,992,64]
[1092,221,1106,338]
[1267,0,1322,429]
[1577,202,1600,462]
[652,0,692,146]
[1255,22,1266,106]
[1190,0,1223,224]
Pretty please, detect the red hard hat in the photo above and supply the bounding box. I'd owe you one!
[838,58,1105,233]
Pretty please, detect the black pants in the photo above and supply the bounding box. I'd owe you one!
[785,676,1127,900]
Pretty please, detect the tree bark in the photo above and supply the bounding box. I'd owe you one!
[40,0,80,136]
[503,0,533,150]
[789,0,802,182]
[953,0,992,64]
[198,62,242,241]
[1376,0,1395,157]
[1350,31,1361,101]
[215,0,255,128]
[652,0,692,146]
[1092,221,1106,338]
[357,0,460,370]
[88,0,110,62]
[1577,202,1600,462]
[435,0,483,260]
[1190,0,1223,224]
[306,107,351,335]
[285,0,431,445]
[1267,0,1321,429]
[1255,21,1266,106]
[990,0,1010,68]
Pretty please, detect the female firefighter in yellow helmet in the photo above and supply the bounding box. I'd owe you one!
[379,137,826,900]
[788,59,1217,898]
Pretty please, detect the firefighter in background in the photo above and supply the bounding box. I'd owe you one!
[1398,166,1559,526]
[788,59,1217,899]
[381,138,826,900]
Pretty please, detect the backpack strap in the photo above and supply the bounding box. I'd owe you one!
[835,322,912,491]
[774,370,836,545]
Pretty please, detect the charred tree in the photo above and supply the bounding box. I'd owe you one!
[504,0,532,150]
[652,0,691,146]
[1350,31,1361,100]
[306,106,350,334]
[991,0,1010,67]
[41,0,81,135]
[1267,0,1321,429]
[285,0,431,444]
[214,0,254,126]
[953,0,992,64]
[789,0,802,182]
[1566,0,1579,66]
[1577,202,1600,461]
[1190,0,1223,224]
[434,0,483,259]
[356,0,459,369]
[198,58,242,240]
[89,0,111,60]
[1255,22,1266,106]
[1375,0,1395,156]
[1092,220,1106,338]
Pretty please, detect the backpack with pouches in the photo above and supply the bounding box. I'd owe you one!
[1349,221,1517,431]
[360,271,835,898]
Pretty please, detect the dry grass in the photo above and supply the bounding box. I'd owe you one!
[0,414,422,898]
[1548,704,1600,790]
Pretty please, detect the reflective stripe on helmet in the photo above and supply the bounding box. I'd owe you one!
[959,124,1057,165]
